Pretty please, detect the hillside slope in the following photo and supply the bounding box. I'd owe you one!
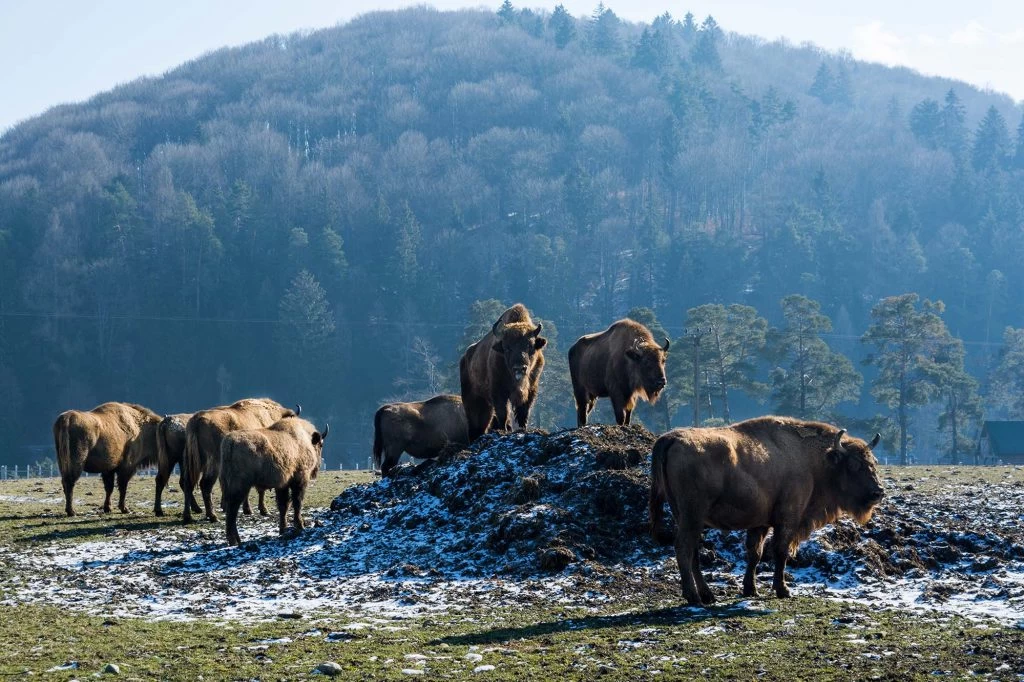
[0,6,1022,459]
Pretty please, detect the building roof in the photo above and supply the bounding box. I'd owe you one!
[981,421,1024,457]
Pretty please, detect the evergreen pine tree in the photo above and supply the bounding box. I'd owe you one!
[808,63,833,103]
[549,4,575,48]
[497,0,515,24]
[691,15,722,70]
[972,105,1011,172]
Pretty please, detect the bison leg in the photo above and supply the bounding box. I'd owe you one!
[154,462,170,516]
[61,473,79,517]
[743,527,770,598]
[771,527,794,598]
[513,401,532,431]
[101,471,116,513]
[381,445,403,478]
[223,490,245,546]
[290,481,306,532]
[574,391,590,428]
[115,470,133,513]
[275,487,291,536]
[200,474,220,523]
[673,525,706,607]
[493,400,511,433]
[180,469,200,523]
[465,399,493,442]
[611,395,629,426]
[257,487,269,516]
[241,493,253,516]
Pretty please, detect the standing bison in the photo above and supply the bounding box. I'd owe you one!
[220,417,327,546]
[53,402,162,517]
[649,416,883,606]
[568,319,669,426]
[153,413,202,517]
[373,394,469,477]
[460,303,547,441]
[182,398,298,523]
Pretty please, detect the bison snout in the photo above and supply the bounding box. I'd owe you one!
[513,367,527,381]
[868,487,884,504]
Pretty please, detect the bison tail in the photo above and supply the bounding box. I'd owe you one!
[54,414,73,476]
[156,419,170,474]
[183,423,202,490]
[372,407,384,472]
[648,436,671,540]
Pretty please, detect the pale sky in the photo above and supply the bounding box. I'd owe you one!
[1,0,1022,133]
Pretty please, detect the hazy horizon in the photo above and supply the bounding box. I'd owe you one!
[2,0,1022,133]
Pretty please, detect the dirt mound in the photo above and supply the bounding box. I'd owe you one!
[328,428,1024,588]
[329,425,659,576]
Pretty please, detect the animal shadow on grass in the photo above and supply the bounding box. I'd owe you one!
[434,603,770,646]
[17,519,170,545]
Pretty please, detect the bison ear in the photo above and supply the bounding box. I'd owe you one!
[492,340,505,353]
[534,336,547,350]
[311,431,322,446]
[626,348,642,362]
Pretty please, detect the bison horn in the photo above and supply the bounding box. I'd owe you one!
[492,320,504,337]
[533,322,543,336]
[833,429,846,451]
[321,423,329,441]
[295,404,302,416]
[662,337,671,352]
[868,433,880,449]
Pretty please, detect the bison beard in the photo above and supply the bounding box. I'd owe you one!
[649,417,884,605]
[459,304,547,441]
[569,319,669,427]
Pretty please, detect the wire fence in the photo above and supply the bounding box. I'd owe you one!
[0,458,372,481]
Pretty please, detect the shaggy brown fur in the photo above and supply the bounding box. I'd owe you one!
[53,402,162,517]
[373,394,469,477]
[182,398,297,523]
[459,303,547,441]
[649,416,883,605]
[569,319,669,426]
[153,413,202,517]
[219,417,326,546]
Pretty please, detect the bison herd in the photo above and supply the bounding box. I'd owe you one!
[51,303,885,603]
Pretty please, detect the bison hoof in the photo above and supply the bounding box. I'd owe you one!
[774,586,791,598]
[207,514,220,523]
[154,507,164,517]
[259,508,270,517]
[119,507,129,514]
[699,591,716,605]
[65,509,76,518]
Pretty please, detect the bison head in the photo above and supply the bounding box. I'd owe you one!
[626,337,670,401]
[492,320,547,384]
[310,423,328,479]
[828,430,883,522]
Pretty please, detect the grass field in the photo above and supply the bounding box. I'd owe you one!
[0,467,1022,680]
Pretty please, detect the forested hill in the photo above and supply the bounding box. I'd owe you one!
[2,6,1023,466]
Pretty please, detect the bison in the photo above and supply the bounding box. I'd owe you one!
[219,417,327,546]
[373,394,469,477]
[181,398,298,523]
[649,416,883,606]
[53,402,162,517]
[460,303,547,441]
[153,413,203,517]
[568,319,669,427]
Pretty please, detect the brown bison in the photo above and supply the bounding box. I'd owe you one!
[182,398,298,523]
[568,319,669,427]
[649,416,883,606]
[219,417,327,546]
[153,413,203,517]
[373,394,469,477]
[459,303,547,441]
[53,402,162,517]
